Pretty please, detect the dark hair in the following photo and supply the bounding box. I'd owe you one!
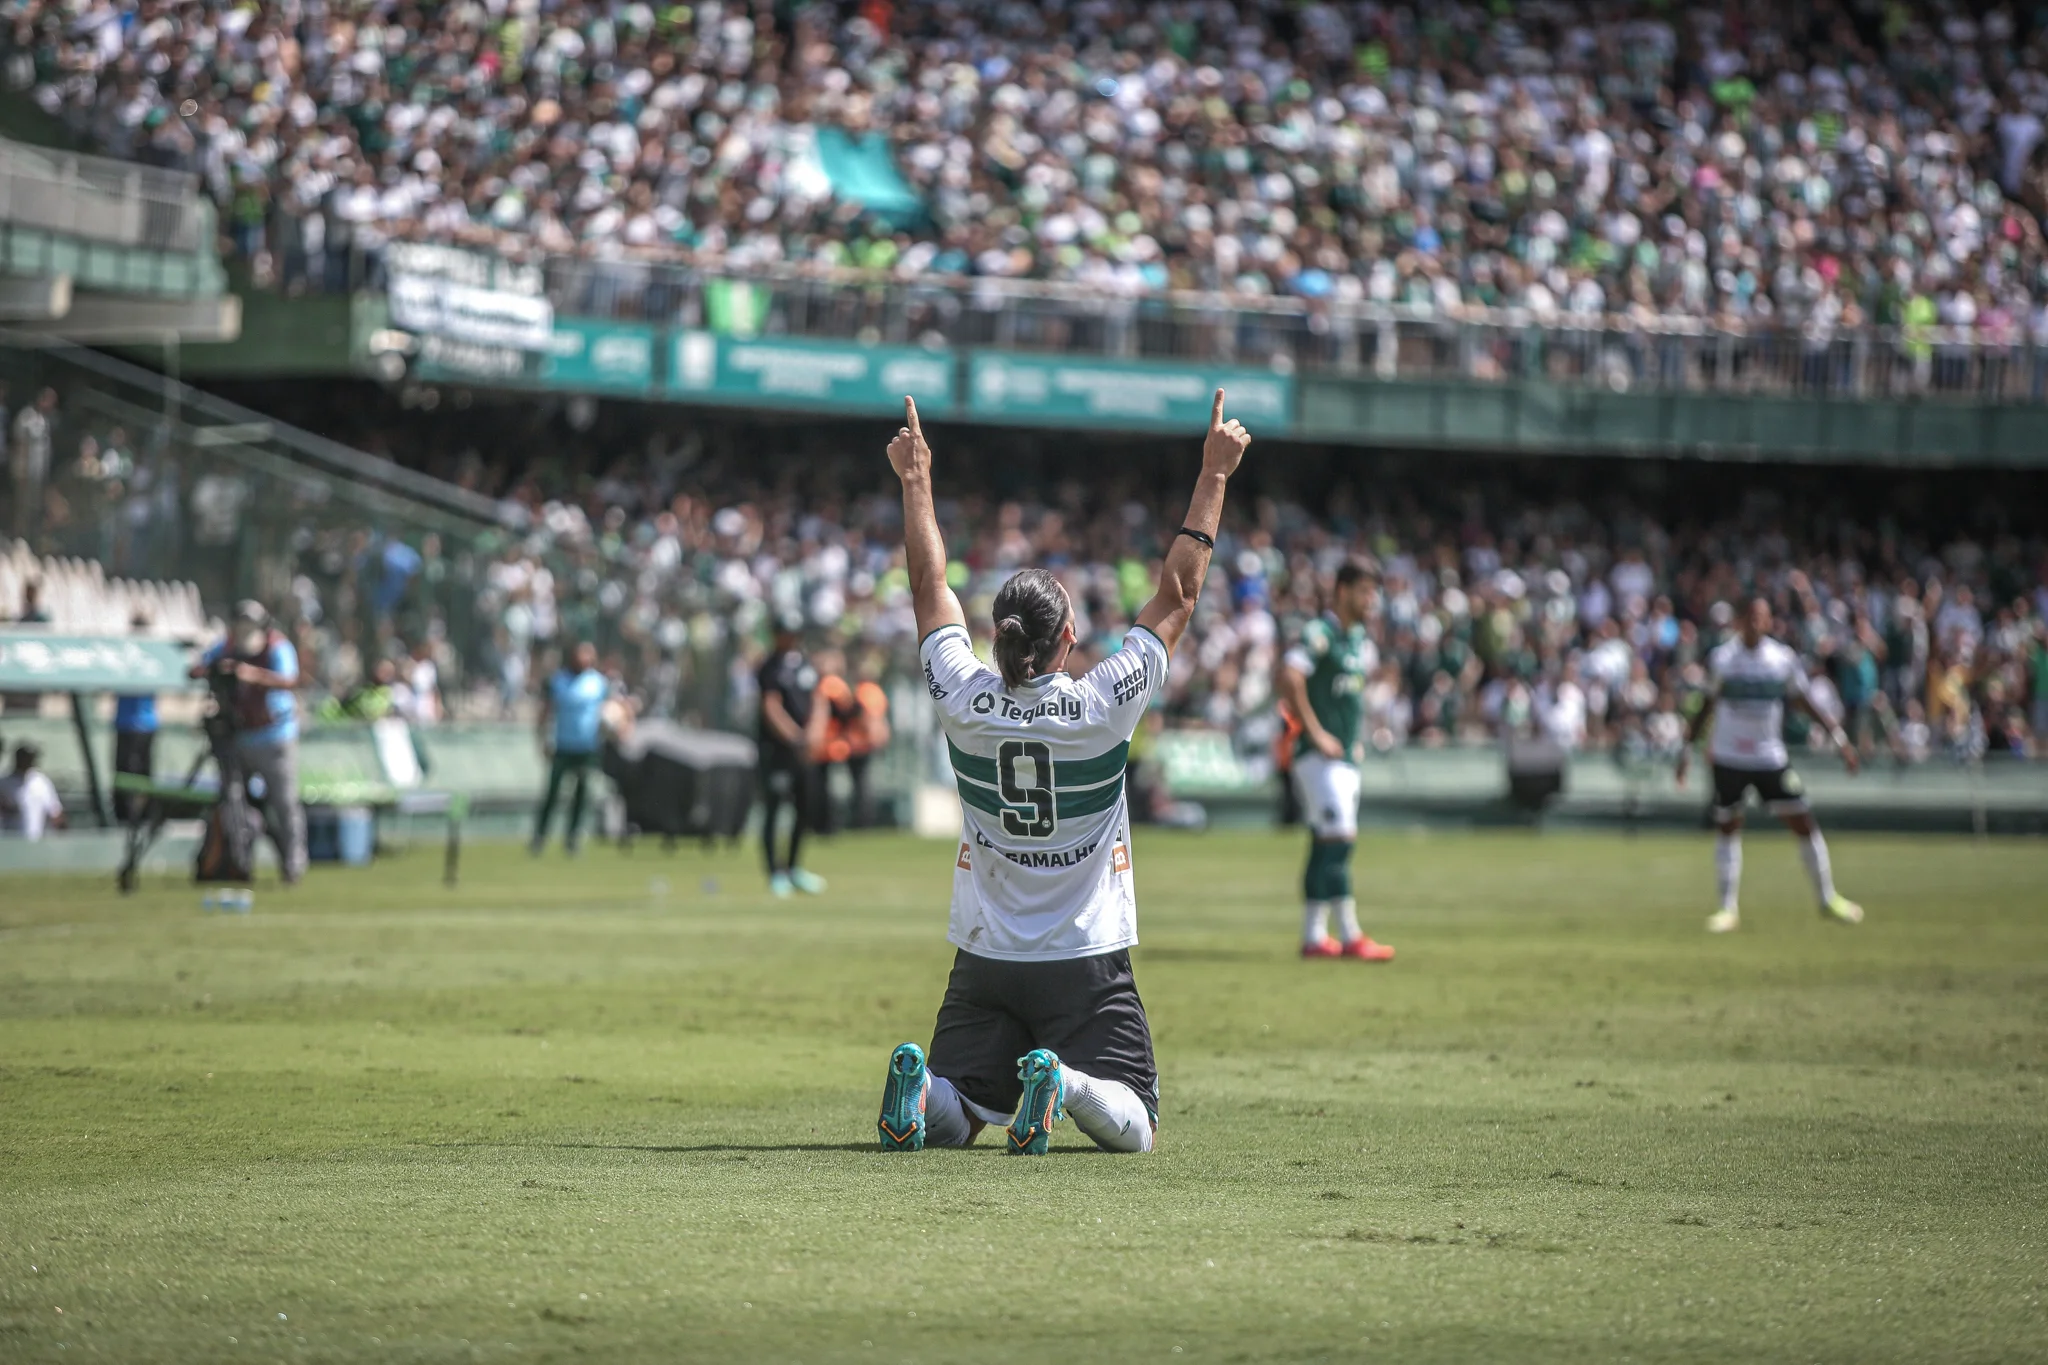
[1335,559,1376,588]
[991,568,1070,688]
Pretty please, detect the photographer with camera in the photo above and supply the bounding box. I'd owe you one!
[189,600,307,884]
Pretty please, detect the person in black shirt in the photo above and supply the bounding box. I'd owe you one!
[757,617,827,896]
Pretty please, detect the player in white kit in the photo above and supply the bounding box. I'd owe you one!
[876,390,1252,1154]
[1675,597,1864,933]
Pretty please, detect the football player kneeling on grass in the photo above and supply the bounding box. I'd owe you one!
[875,390,1249,1155]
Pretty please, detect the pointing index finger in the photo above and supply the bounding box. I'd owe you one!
[904,395,923,437]
[1210,387,1226,430]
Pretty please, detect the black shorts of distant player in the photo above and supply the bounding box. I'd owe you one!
[1708,763,1809,822]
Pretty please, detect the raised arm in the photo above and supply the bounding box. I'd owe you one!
[887,396,966,640]
[1135,389,1251,656]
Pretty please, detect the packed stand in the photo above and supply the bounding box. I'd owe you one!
[6,359,2043,766]
[271,442,2048,776]
[18,0,2048,354]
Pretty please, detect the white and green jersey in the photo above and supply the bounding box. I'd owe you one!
[920,622,1169,961]
[1706,635,1809,771]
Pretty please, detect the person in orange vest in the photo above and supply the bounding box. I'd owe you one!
[810,648,857,834]
[843,650,892,828]
[1274,697,1304,826]
[812,647,894,832]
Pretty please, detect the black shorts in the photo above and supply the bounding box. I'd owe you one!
[1710,763,1809,818]
[758,748,808,793]
[928,948,1158,1123]
[113,730,156,822]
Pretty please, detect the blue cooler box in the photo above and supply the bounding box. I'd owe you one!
[306,806,374,865]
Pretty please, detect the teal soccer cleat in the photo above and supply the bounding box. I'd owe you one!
[1006,1048,1066,1155]
[877,1042,927,1151]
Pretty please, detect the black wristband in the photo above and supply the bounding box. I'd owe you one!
[1176,525,1215,549]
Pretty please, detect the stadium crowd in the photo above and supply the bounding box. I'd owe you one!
[270,444,2048,776]
[6,368,2044,773]
[18,0,2048,340]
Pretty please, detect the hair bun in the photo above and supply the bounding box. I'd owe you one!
[990,569,1069,688]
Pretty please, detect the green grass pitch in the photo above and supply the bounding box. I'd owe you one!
[3,829,2046,1363]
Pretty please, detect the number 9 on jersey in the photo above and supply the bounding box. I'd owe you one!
[997,739,1056,839]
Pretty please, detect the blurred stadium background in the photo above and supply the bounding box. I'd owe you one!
[0,0,2045,860]
[5,5,2048,1362]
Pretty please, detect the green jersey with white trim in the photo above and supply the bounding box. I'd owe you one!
[920,623,1169,961]
[1284,614,1377,759]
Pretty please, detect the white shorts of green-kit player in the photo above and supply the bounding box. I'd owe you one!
[1292,752,1361,841]
[1289,751,1393,958]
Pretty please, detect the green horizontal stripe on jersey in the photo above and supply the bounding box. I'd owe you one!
[1054,779,1125,820]
[1720,678,1787,701]
[954,775,1008,818]
[947,739,1130,791]
[1053,741,1130,788]
[953,771,1126,823]
[947,740,999,786]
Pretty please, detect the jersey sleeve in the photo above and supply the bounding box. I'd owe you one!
[1283,618,1330,676]
[1078,625,1170,739]
[918,624,996,723]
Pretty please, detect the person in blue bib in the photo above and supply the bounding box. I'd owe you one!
[113,613,158,821]
[532,640,610,855]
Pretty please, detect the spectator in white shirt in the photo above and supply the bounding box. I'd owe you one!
[401,638,443,725]
[1936,584,1986,645]
[9,386,55,542]
[0,742,65,839]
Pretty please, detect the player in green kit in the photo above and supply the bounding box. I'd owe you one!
[1275,561,1395,961]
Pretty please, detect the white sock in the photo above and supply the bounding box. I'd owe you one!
[923,1073,974,1148]
[1303,900,1330,944]
[1715,832,1742,913]
[1797,828,1837,905]
[1059,1065,1154,1153]
[1333,896,1362,944]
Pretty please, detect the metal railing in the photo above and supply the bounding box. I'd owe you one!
[0,335,519,689]
[0,336,762,729]
[0,137,207,254]
[308,246,2048,402]
[180,208,2048,399]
